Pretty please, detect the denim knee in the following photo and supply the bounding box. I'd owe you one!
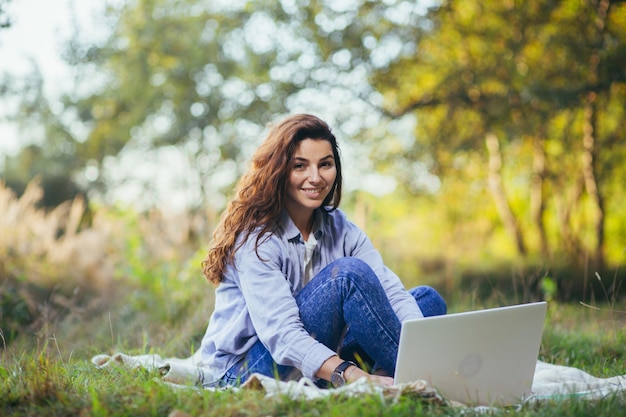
[410,285,447,317]
[326,257,378,283]
[327,259,447,317]
[428,286,447,316]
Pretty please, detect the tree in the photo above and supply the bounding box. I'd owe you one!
[370,0,626,267]
[49,0,428,207]
[1,71,85,208]
[0,0,11,30]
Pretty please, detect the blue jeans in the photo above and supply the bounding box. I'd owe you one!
[220,257,446,386]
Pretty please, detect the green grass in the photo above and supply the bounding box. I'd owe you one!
[0,355,442,417]
[1,302,625,416]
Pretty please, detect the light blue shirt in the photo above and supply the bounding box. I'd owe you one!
[199,207,423,380]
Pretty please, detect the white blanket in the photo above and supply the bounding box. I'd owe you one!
[91,351,626,406]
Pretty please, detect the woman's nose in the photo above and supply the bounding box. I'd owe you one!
[308,167,321,182]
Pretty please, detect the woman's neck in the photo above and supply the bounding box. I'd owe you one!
[287,208,315,241]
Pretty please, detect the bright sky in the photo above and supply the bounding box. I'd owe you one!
[0,0,101,157]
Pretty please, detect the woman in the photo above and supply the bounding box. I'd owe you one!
[200,114,446,388]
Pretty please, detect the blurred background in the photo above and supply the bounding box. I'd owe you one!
[1,0,625,358]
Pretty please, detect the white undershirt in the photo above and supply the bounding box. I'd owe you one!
[303,232,318,286]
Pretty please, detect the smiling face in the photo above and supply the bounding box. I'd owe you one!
[285,138,337,230]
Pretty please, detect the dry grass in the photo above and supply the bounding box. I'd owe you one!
[0,179,214,355]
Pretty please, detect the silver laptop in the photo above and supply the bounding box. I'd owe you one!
[394,301,547,406]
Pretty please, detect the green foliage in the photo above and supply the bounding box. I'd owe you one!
[1,72,86,208]
[540,276,558,302]
[0,0,12,30]
[3,0,429,206]
[370,0,626,269]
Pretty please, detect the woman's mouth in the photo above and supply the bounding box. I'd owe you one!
[302,187,324,197]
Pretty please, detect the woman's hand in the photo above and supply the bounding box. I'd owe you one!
[317,356,394,387]
[345,365,394,386]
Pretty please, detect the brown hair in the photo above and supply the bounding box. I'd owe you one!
[202,114,343,284]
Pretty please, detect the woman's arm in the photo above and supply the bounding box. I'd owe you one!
[233,235,338,379]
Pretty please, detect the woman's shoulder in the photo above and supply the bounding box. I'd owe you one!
[320,208,362,234]
[319,207,345,224]
[236,225,284,250]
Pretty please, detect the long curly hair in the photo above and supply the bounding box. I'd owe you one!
[202,114,343,284]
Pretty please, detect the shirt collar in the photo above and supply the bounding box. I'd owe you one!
[280,207,325,242]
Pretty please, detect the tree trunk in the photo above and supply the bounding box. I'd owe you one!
[580,0,609,268]
[485,133,526,257]
[530,131,548,258]
[582,94,605,268]
[555,174,584,259]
